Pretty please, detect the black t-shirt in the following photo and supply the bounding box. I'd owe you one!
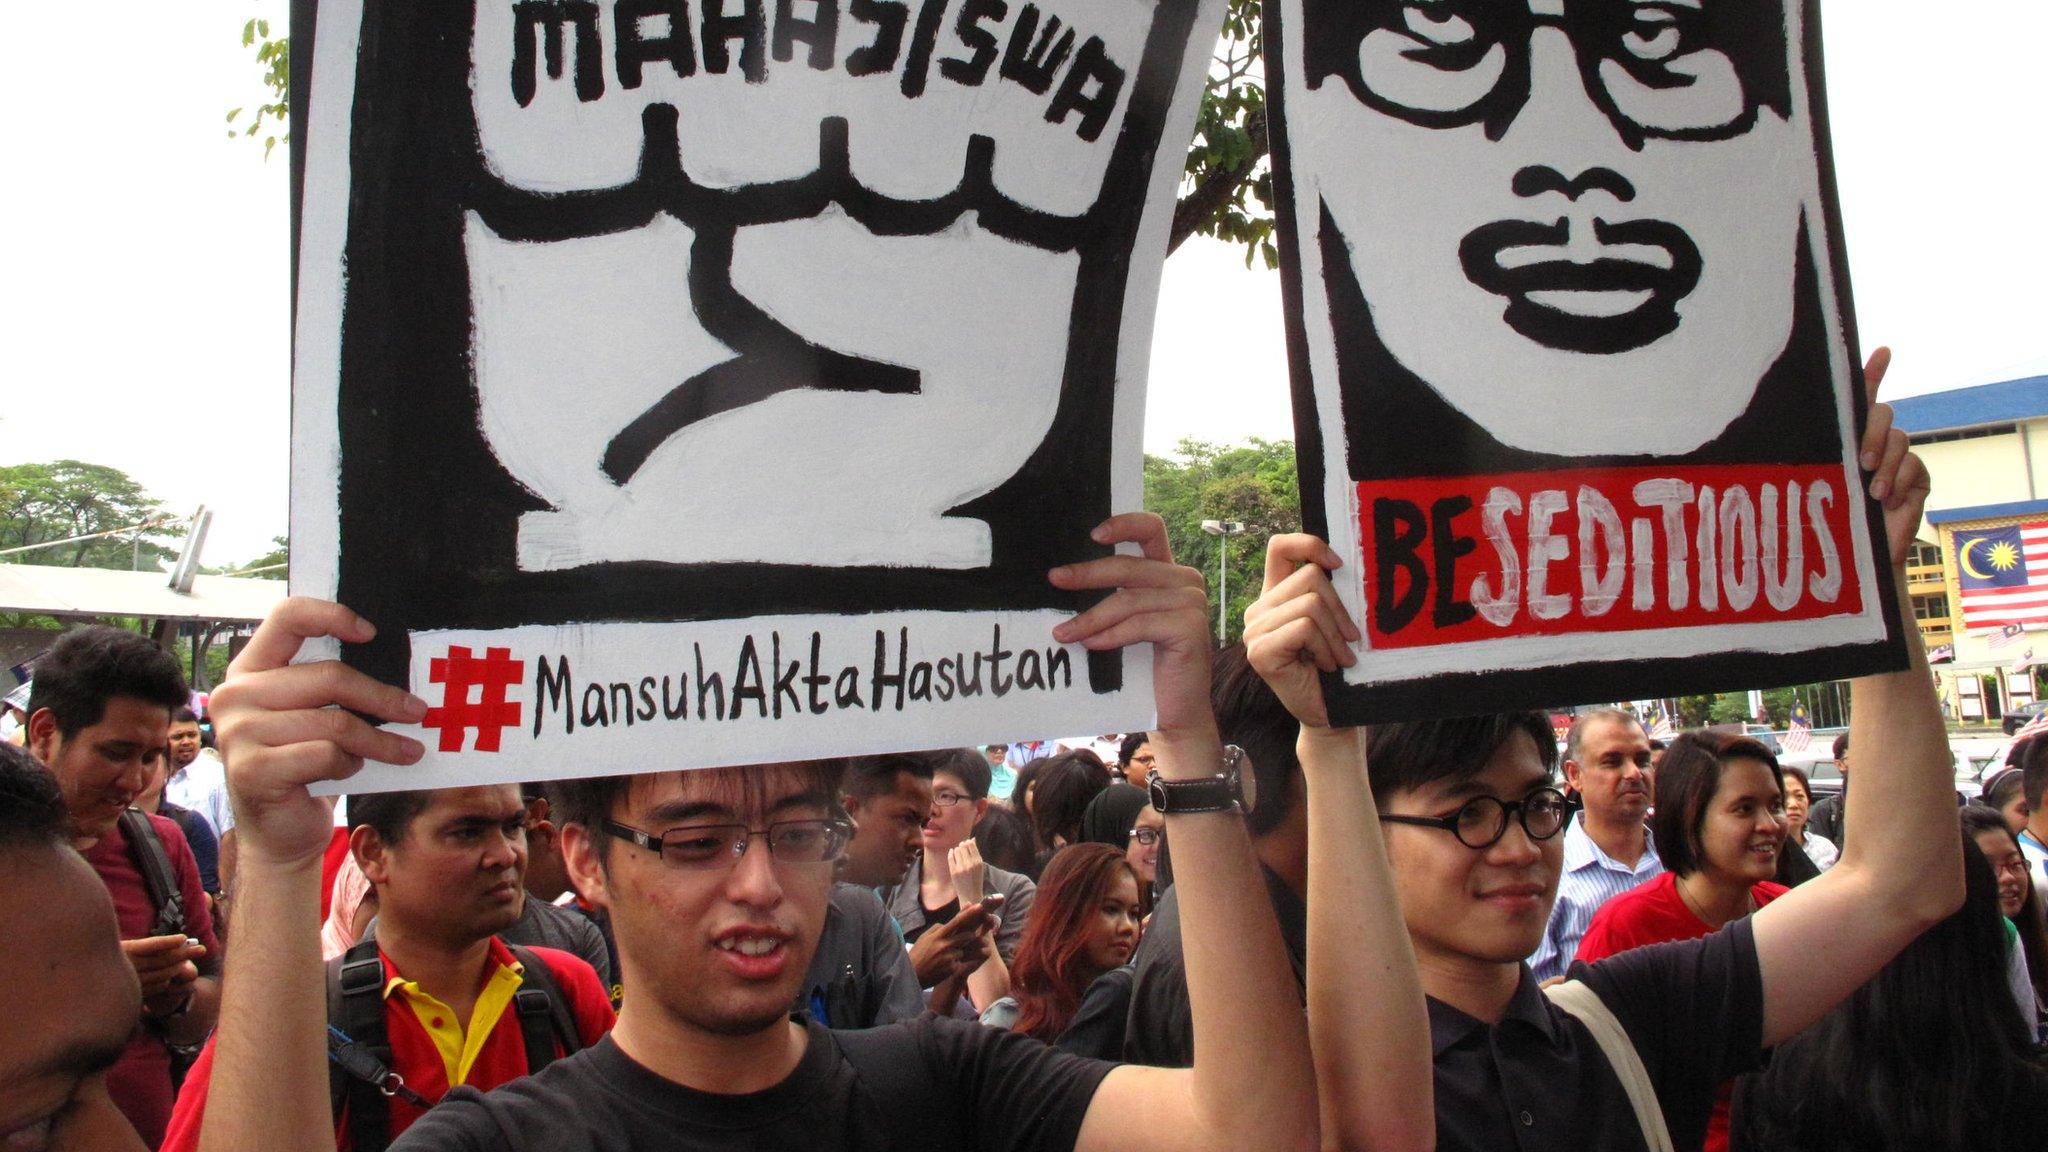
[390,1014,1114,1152]
[1430,917,1767,1152]
[1123,867,1308,1067]
[902,897,960,946]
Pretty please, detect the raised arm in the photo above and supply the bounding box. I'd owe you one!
[1057,514,1318,1152]
[1243,535,1434,1152]
[1751,347,1965,1045]
[197,599,428,1152]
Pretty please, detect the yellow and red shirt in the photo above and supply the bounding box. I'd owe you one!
[162,937,614,1152]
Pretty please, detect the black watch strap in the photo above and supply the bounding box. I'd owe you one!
[1147,745,1246,814]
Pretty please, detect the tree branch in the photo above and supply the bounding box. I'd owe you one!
[1168,107,1269,254]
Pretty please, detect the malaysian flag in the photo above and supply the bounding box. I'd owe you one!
[1649,711,1675,740]
[1783,705,1813,753]
[1956,523,2048,629]
[2016,709,2048,742]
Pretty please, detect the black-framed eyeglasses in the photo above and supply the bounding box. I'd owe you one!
[1379,788,1569,850]
[930,790,974,809]
[601,817,852,870]
[1128,827,1162,847]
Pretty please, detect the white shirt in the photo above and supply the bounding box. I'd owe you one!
[2021,829,2048,895]
[1529,813,1663,982]
[1798,829,1839,871]
[165,749,233,835]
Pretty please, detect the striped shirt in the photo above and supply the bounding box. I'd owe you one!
[1529,813,1662,982]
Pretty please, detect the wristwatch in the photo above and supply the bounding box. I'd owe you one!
[1147,744,1253,815]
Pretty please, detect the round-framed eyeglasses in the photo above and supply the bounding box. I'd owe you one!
[1378,788,1570,850]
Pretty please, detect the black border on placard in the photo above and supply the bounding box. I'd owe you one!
[1265,0,1909,726]
[301,1,1211,695]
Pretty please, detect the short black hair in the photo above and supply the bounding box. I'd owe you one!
[971,804,1038,877]
[1832,730,1851,761]
[1030,751,1112,849]
[1211,644,1302,838]
[1779,763,1812,799]
[0,742,67,853]
[1982,766,2026,812]
[2014,736,2048,809]
[25,626,188,739]
[1364,712,1559,810]
[172,706,199,725]
[1651,730,1783,878]
[844,752,937,802]
[1117,732,1150,768]
[548,761,848,864]
[928,747,991,800]
[347,790,437,846]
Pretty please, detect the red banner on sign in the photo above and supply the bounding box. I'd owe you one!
[1356,464,1863,649]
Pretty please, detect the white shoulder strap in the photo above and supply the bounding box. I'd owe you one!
[1544,979,1676,1152]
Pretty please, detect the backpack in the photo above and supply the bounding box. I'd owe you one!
[324,937,582,1152]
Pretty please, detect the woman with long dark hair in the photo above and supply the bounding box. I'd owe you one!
[1962,804,2048,1041]
[995,842,1145,1044]
[1732,833,2048,1149]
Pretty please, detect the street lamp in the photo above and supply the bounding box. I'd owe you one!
[1200,519,1248,643]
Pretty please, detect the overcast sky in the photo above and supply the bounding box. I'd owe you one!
[2,5,2042,564]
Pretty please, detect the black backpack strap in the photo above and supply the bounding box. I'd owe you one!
[327,939,395,1152]
[504,944,581,1076]
[120,808,185,938]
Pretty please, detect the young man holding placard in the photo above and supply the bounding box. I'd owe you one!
[1242,364,1961,1152]
[188,514,1434,1152]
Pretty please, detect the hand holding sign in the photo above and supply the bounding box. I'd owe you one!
[1050,513,1213,741]
[1243,534,1360,731]
[1854,347,1931,571]
[211,599,428,868]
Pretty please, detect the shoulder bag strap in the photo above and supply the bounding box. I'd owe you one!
[1545,979,1676,1152]
[504,944,580,1073]
[120,808,186,937]
[331,939,395,1152]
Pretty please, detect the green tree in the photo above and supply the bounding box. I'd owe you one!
[1144,438,1301,644]
[228,17,289,159]
[235,1,1279,265]
[0,461,180,571]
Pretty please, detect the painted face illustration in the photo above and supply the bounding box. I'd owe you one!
[1302,0,1809,455]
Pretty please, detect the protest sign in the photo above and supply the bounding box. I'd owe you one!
[1265,0,1909,723]
[290,0,1221,790]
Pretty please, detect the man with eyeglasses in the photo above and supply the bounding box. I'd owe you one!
[185,514,1421,1152]
[1530,709,1662,982]
[1245,402,1965,1150]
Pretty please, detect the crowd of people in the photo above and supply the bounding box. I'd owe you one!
[4,382,2047,1151]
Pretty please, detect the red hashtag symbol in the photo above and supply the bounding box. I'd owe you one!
[421,646,524,753]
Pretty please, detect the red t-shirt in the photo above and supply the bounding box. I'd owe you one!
[320,826,354,922]
[80,812,224,1148]
[160,939,614,1152]
[1574,871,1786,1152]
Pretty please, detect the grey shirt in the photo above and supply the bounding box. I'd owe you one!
[800,884,924,1028]
[880,856,1036,963]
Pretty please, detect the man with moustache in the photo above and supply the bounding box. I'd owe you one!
[1530,709,1662,982]
[161,786,613,1151]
